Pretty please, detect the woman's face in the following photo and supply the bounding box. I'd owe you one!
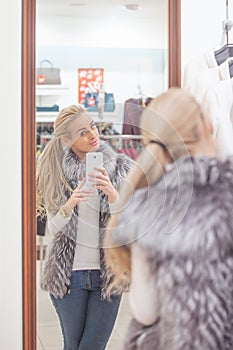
[68,113,100,158]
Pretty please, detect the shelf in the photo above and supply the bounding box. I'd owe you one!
[36,85,70,96]
[36,111,120,123]
[87,111,120,123]
[36,112,58,123]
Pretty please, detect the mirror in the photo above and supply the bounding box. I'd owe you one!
[22,1,180,349]
[36,1,169,347]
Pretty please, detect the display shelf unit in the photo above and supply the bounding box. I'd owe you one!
[36,110,120,123]
[36,112,58,123]
[36,85,121,124]
[36,84,70,122]
[36,84,70,95]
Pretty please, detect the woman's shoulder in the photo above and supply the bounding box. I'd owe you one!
[163,155,233,190]
[112,155,233,254]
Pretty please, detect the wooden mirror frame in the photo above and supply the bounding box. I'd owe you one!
[22,1,181,349]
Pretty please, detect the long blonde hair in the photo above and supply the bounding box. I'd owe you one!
[36,104,86,217]
[103,88,214,295]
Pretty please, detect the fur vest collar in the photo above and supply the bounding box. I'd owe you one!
[115,155,233,258]
[41,141,133,298]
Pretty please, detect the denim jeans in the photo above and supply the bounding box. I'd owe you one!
[50,270,121,350]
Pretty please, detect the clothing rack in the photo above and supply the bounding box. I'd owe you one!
[100,134,143,160]
[214,1,233,65]
[223,0,233,44]
[100,134,143,140]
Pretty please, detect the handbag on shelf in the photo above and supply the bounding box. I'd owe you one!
[36,59,61,85]
[36,104,59,112]
[84,92,115,112]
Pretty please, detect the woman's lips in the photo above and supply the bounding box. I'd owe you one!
[90,139,99,146]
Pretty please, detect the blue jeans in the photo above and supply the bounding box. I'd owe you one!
[50,270,121,350]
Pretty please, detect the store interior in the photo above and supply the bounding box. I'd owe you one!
[35,0,168,151]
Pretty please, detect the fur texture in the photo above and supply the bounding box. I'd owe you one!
[114,155,233,350]
[41,141,134,299]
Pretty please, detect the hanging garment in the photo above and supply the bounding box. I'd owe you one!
[214,44,233,65]
[182,49,218,90]
[186,59,230,103]
[127,146,139,160]
[122,97,152,135]
[118,146,132,158]
[118,140,139,160]
[202,78,233,158]
[183,50,233,159]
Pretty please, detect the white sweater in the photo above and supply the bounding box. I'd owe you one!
[47,194,116,271]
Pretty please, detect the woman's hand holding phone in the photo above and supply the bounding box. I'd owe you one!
[88,167,118,203]
[63,179,95,214]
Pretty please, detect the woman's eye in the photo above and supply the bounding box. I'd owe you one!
[80,131,87,136]
[91,124,96,129]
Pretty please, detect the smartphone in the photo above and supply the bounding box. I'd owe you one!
[85,152,103,186]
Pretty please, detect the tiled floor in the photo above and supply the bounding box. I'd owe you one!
[36,261,132,350]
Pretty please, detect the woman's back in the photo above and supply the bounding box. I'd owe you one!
[104,88,233,349]
[114,155,233,349]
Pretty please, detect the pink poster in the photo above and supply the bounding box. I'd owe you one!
[78,68,104,104]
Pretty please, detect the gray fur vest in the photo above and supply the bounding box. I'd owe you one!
[41,141,134,299]
[114,155,233,350]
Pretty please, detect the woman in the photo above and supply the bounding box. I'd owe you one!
[36,104,133,350]
[104,88,233,349]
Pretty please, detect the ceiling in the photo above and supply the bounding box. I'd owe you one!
[36,0,167,19]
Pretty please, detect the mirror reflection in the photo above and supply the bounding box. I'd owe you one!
[36,1,168,349]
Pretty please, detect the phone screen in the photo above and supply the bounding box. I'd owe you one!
[85,152,103,185]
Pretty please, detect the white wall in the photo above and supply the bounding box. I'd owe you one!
[36,15,169,115]
[36,16,168,49]
[0,0,22,349]
[181,0,233,80]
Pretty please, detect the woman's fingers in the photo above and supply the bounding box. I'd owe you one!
[89,168,109,183]
[86,168,116,200]
[89,167,108,178]
[95,167,107,175]
[71,179,95,203]
[77,177,86,189]
[74,189,94,197]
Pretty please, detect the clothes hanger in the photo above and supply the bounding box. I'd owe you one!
[215,43,233,65]
[214,1,233,65]
[229,59,233,78]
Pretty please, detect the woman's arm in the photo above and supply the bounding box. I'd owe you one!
[130,242,158,326]
[88,166,118,203]
[46,179,96,236]
[46,210,71,236]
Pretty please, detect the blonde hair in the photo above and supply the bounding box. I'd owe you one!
[104,88,214,296]
[36,104,86,217]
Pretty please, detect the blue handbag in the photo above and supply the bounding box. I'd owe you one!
[36,104,59,112]
[84,92,115,112]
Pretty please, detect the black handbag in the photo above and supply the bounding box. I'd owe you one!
[84,92,115,112]
[36,215,46,236]
[36,59,61,85]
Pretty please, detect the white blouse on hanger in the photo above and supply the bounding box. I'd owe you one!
[183,49,233,159]
[202,78,233,158]
[186,59,230,104]
[182,49,218,90]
